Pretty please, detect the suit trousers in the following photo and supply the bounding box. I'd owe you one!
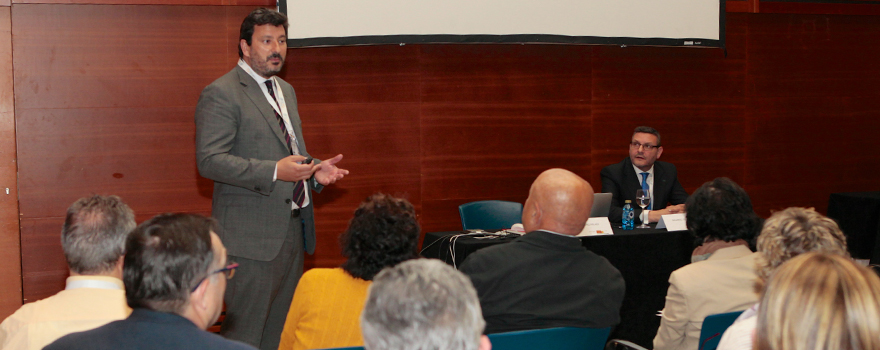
[220,210,305,350]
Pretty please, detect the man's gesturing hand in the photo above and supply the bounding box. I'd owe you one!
[315,154,349,185]
[277,155,318,182]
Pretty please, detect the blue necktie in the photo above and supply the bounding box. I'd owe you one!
[640,172,652,210]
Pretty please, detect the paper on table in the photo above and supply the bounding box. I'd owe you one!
[656,213,687,231]
[577,217,614,236]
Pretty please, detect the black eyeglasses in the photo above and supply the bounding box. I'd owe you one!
[630,142,659,151]
[191,262,239,292]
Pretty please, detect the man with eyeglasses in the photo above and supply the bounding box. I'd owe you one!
[601,126,688,225]
[45,213,256,350]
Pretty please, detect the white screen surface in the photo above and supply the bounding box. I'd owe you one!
[282,0,723,48]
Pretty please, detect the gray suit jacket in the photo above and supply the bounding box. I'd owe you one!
[195,66,322,260]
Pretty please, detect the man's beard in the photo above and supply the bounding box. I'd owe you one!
[253,54,284,77]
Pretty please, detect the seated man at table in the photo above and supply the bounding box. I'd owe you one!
[459,168,625,334]
[601,126,688,224]
[45,214,255,350]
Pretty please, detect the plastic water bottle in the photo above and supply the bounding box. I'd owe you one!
[622,200,634,230]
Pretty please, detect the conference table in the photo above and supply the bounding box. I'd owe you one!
[827,191,880,263]
[421,225,695,348]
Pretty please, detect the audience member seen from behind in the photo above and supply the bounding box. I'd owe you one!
[361,259,491,350]
[278,193,420,350]
[0,195,135,350]
[717,207,849,350]
[654,177,762,350]
[45,213,256,350]
[460,168,625,334]
[755,252,880,350]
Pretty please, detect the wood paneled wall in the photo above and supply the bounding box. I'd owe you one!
[0,5,23,319]
[6,5,880,307]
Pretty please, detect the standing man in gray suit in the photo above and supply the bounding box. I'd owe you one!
[195,8,348,350]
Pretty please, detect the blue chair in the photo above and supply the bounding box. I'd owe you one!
[458,200,523,231]
[488,327,611,350]
[698,310,744,350]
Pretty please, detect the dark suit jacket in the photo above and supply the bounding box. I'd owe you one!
[195,66,323,259]
[459,231,625,334]
[44,309,256,350]
[600,157,689,224]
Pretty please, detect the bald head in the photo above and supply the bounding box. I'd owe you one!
[522,169,595,235]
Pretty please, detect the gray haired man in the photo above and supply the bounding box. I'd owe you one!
[361,259,492,350]
[0,195,135,350]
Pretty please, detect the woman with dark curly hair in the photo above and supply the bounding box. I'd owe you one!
[278,193,420,350]
[654,178,763,350]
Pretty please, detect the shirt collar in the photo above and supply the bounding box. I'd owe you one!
[536,229,579,238]
[238,59,272,85]
[65,275,124,290]
[632,162,654,177]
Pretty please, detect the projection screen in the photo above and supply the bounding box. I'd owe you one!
[281,0,724,48]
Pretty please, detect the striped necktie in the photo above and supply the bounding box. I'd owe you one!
[265,80,306,207]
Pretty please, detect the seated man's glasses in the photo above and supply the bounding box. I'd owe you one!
[630,142,659,151]
[192,262,239,292]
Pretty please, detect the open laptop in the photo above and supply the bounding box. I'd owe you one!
[590,193,613,218]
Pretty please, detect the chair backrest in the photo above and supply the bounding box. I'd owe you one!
[698,310,745,350]
[488,327,611,350]
[459,200,523,231]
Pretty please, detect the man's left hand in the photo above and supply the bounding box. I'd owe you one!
[314,154,349,185]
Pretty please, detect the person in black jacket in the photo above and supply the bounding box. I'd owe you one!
[460,168,625,334]
[601,126,688,224]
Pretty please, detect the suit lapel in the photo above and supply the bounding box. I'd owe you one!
[653,162,668,207]
[622,158,641,200]
[236,68,290,153]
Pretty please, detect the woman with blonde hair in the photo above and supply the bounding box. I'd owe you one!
[717,207,849,350]
[755,252,880,350]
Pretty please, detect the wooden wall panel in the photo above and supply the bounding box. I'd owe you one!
[0,6,22,319]
[419,45,592,232]
[13,4,256,301]
[282,45,422,268]
[744,13,880,216]
[10,5,880,306]
[590,21,748,196]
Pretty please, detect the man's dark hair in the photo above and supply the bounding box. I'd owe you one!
[686,177,762,246]
[340,193,420,280]
[62,195,135,275]
[239,8,289,59]
[123,213,219,314]
[633,126,661,146]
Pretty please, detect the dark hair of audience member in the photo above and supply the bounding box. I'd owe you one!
[686,177,762,247]
[340,193,420,281]
[238,8,289,58]
[123,213,219,313]
[62,195,135,274]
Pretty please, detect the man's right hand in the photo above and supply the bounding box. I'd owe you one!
[277,155,318,182]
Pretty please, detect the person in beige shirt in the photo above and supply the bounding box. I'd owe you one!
[0,195,135,350]
[653,178,763,350]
